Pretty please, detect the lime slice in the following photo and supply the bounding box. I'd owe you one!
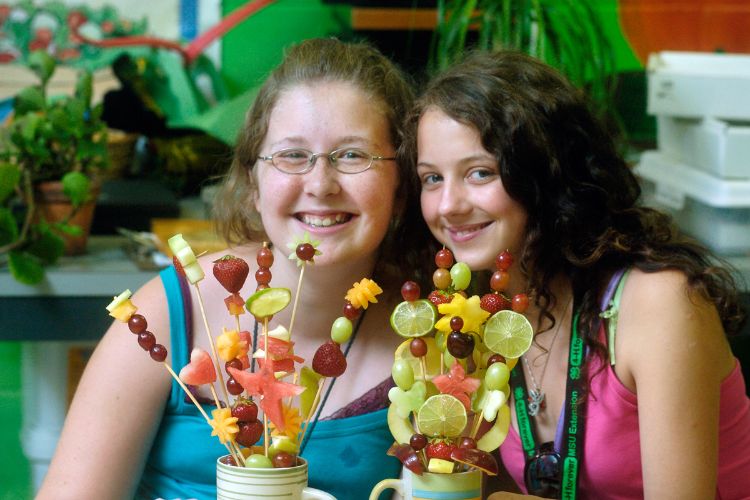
[245,287,292,317]
[394,337,441,381]
[483,310,533,359]
[390,299,437,338]
[416,394,467,438]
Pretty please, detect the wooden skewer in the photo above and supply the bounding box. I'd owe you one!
[287,263,306,338]
[194,284,231,405]
[163,363,243,466]
[469,409,485,440]
[298,376,325,447]
[420,357,428,382]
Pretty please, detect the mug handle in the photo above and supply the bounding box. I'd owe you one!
[369,478,404,500]
[303,486,337,499]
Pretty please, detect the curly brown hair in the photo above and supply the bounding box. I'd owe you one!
[212,37,421,278]
[400,50,745,353]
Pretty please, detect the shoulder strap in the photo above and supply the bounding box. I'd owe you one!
[599,269,631,366]
[160,266,191,407]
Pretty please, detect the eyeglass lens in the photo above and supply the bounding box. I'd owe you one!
[272,148,372,174]
[524,442,561,498]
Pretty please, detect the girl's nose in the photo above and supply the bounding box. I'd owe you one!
[438,181,469,217]
[303,156,341,197]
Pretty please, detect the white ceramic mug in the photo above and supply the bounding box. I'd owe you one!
[369,468,482,500]
[216,456,335,500]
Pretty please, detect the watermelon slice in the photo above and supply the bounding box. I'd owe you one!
[179,348,217,386]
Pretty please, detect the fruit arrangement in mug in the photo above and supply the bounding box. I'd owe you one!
[106,232,382,469]
[386,248,533,476]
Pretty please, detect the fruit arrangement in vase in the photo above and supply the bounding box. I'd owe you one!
[105,232,382,482]
[384,248,533,481]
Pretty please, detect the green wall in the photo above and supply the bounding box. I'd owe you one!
[0,342,31,500]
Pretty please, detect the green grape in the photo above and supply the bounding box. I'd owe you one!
[245,453,274,468]
[392,358,415,390]
[484,361,510,390]
[450,262,471,291]
[435,331,447,352]
[330,316,353,343]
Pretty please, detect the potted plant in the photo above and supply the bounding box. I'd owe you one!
[0,50,109,285]
[431,0,617,120]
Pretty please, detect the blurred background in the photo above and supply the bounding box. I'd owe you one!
[1,1,749,498]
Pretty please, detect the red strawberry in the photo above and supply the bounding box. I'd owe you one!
[312,340,347,377]
[480,293,511,314]
[236,420,264,448]
[425,440,456,461]
[428,290,452,307]
[231,398,258,423]
[212,255,250,294]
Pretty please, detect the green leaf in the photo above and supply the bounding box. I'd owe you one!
[18,112,43,142]
[8,250,45,285]
[26,228,64,264]
[0,207,19,246]
[61,171,90,207]
[0,164,21,202]
[52,222,83,237]
[28,50,56,85]
[14,86,46,115]
[75,70,93,107]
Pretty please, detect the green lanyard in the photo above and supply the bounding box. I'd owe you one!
[510,311,586,499]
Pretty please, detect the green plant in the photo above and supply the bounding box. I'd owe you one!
[0,50,109,285]
[431,0,617,118]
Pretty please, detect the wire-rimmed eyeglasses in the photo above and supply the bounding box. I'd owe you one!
[258,147,395,175]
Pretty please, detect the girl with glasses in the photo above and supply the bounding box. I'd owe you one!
[402,50,750,499]
[40,38,421,500]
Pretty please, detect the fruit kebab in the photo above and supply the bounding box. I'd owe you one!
[168,234,232,406]
[105,290,246,466]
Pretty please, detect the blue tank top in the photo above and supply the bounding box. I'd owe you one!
[137,266,400,500]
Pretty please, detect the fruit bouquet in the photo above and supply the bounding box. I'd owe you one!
[384,247,533,479]
[105,233,382,474]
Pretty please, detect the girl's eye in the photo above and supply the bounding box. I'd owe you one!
[468,168,497,182]
[421,173,442,186]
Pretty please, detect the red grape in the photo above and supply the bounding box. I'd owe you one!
[447,331,474,359]
[226,377,243,395]
[342,301,360,320]
[410,433,428,451]
[128,314,147,334]
[256,247,274,268]
[495,250,513,271]
[272,451,297,468]
[296,243,315,261]
[435,248,454,269]
[137,331,156,351]
[149,344,167,362]
[225,358,243,372]
[487,353,506,366]
[512,293,529,313]
[255,267,272,285]
[401,281,421,302]
[409,338,427,358]
[459,436,477,449]
[490,271,510,292]
[449,316,464,332]
[433,269,451,290]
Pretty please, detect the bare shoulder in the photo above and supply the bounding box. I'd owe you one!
[614,268,734,388]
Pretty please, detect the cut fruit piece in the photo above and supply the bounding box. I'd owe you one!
[179,348,217,386]
[387,443,425,476]
[477,404,511,452]
[416,394,467,438]
[427,458,455,474]
[450,447,499,475]
[390,299,437,338]
[483,310,533,359]
[299,366,321,418]
[387,403,415,444]
[245,287,292,318]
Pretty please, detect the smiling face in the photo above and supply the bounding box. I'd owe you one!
[253,81,399,268]
[417,107,528,272]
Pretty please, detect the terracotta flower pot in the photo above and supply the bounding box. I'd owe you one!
[33,181,99,256]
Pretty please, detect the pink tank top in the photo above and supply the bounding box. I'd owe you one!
[499,274,750,499]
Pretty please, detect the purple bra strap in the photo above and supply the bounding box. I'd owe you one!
[553,268,627,452]
[176,271,194,351]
